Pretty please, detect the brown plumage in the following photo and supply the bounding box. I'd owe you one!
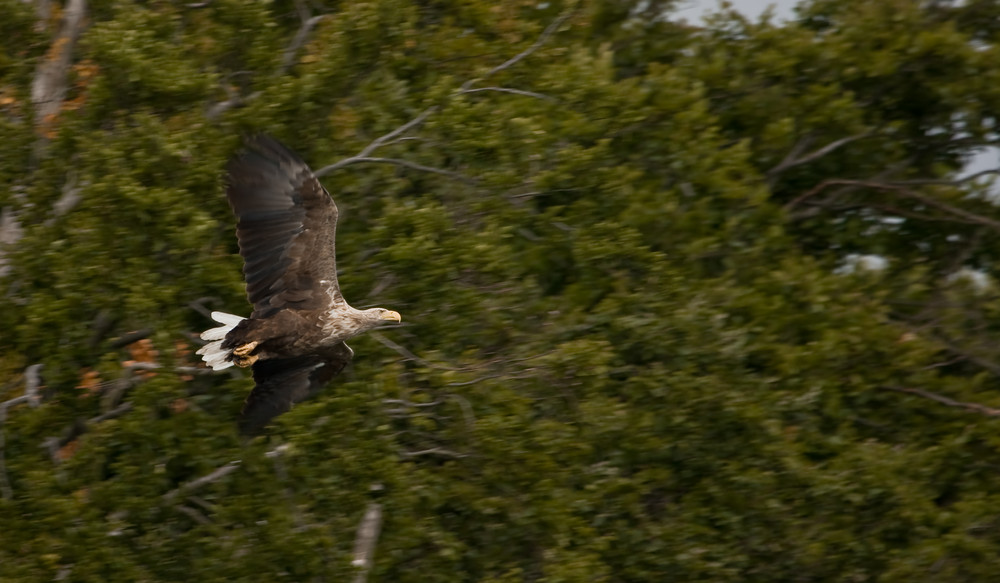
[197,135,401,434]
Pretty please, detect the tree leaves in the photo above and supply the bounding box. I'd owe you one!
[3,0,1000,581]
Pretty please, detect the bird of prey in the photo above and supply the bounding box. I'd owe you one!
[197,135,401,434]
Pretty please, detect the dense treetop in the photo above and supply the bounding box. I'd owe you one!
[3,0,1000,581]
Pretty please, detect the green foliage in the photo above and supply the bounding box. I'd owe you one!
[3,0,1000,581]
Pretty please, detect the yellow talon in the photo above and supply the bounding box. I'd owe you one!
[233,341,258,357]
[233,353,259,368]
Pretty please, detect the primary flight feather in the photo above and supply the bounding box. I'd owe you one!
[197,135,401,434]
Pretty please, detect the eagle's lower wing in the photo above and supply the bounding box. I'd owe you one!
[226,135,342,317]
[240,342,354,434]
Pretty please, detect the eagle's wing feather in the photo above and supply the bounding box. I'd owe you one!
[226,136,341,317]
[240,342,354,434]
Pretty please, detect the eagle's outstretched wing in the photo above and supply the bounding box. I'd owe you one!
[240,342,354,434]
[226,135,342,317]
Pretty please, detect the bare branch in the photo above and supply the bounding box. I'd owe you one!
[508,188,583,200]
[893,167,1000,187]
[363,274,396,302]
[31,0,87,136]
[400,447,468,458]
[125,362,216,376]
[163,444,287,501]
[279,14,327,76]
[800,200,990,227]
[209,0,327,115]
[48,173,82,221]
[0,413,14,500]
[110,328,154,349]
[767,131,874,183]
[41,400,131,467]
[770,134,814,177]
[459,87,557,102]
[175,504,213,525]
[189,296,223,319]
[316,6,576,180]
[90,401,133,424]
[459,6,576,92]
[369,332,461,371]
[315,107,440,179]
[449,393,477,429]
[446,375,503,387]
[163,460,241,501]
[186,495,216,513]
[0,206,23,278]
[24,364,43,407]
[265,443,291,458]
[882,385,1000,417]
[206,90,260,121]
[269,442,304,528]
[316,156,476,184]
[933,332,1000,378]
[1,364,45,499]
[351,502,383,583]
[382,399,441,408]
[33,0,53,32]
[784,179,1000,231]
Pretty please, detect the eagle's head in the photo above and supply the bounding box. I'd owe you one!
[362,307,402,328]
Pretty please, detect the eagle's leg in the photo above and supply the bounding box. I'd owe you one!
[232,352,260,367]
[231,341,260,368]
[233,341,258,357]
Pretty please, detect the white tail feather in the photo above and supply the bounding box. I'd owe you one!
[210,311,244,326]
[197,311,245,371]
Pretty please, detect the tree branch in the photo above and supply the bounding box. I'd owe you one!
[175,504,213,525]
[163,444,288,501]
[0,206,24,278]
[767,131,874,184]
[162,460,241,501]
[315,5,576,180]
[278,11,327,76]
[369,332,461,371]
[400,447,468,458]
[316,156,476,184]
[125,362,217,376]
[351,502,383,583]
[459,86,557,102]
[31,0,87,137]
[784,179,1000,231]
[892,167,1000,187]
[24,364,44,407]
[110,328,154,349]
[882,385,1000,417]
[382,398,441,408]
[933,332,1000,378]
[43,172,83,226]
[314,108,440,177]
[458,7,576,92]
[1,364,44,499]
[206,90,260,121]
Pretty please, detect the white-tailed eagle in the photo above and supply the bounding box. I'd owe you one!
[197,135,401,434]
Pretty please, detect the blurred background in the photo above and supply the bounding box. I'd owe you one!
[3,0,1000,580]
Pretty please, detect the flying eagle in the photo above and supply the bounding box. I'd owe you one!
[197,135,401,434]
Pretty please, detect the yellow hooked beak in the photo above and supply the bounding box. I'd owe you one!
[382,310,402,323]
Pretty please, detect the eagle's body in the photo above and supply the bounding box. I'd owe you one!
[197,136,400,433]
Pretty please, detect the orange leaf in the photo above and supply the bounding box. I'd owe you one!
[58,439,80,461]
[127,338,158,363]
[170,398,189,414]
[174,339,191,359]
[76,368,101,396]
